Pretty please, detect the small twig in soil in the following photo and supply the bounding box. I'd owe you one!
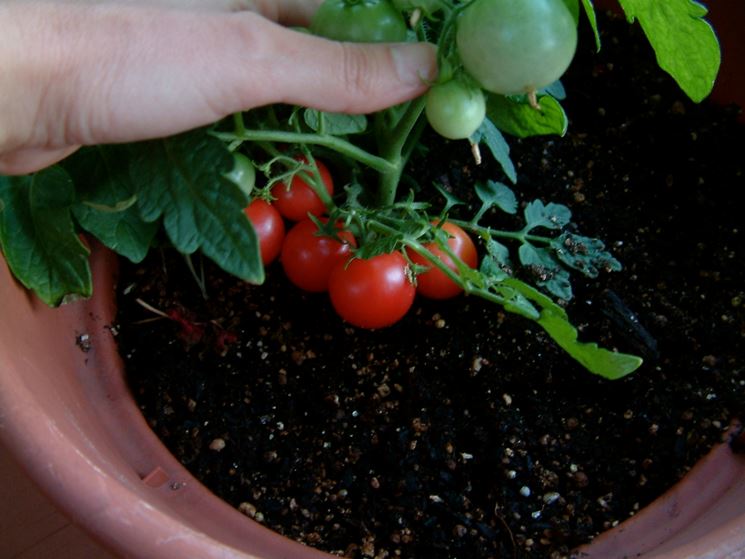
[493,504,517,559]
[135,298,205,346]
[135,298,169,318]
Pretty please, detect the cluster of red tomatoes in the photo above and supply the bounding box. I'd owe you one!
[244,159,478,330]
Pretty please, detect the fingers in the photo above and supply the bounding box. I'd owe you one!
[77,6,434,138]
[0,146,82,177]
[199,15,438,115]
[247,0,323,26]
[0,2,437,173]
[89,0,323,25]
[255,26,437,113]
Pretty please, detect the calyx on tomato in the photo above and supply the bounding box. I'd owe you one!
[270,156,334,222]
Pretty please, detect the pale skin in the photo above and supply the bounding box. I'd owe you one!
[0,0,437,175]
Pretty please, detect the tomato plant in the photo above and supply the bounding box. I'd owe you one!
[244,199,285,265]
[271,157,334,222]
[328,251,415,329]
[456,0,578,95]
[310,0,408,43]
[281,219,357,292]
[425,80,486,140]
[409,221,478,299]
[4,0,720,378]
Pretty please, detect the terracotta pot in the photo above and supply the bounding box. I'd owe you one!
[2,244,745,559]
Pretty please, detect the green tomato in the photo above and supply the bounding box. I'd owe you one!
[425,80,486,140]
[225,153,256,197]
[456,0,578,95]
[310,0,408,43]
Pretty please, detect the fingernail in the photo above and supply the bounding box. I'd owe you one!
[391,42,438,87]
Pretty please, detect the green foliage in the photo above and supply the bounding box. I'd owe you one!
[304,111,368,135]
[616,0,720,102]
[504,278,642,379]
[471,119,517,183]
[486,94,569,138]
[130,130,264,284]
[579,0,600,51]
[0,167,91,306]
[65,146,158,263]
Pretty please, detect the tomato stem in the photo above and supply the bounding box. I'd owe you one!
[297,151,336,212]
[375,96,427,206]
[212,130,395,174]
[449,218,553,245]
[232,112,246,136]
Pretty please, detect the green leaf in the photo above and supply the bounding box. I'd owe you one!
[472,118,517,183]
[552,232,622,278]
[304,110,368,135]
[487,94,568,138]
[524,200,572,231]
[580,0,601,51]
[434,183,465,214]
[480,239,513,282]
[616,0,720,102]
[130,130,264,284]
[475,180,518,215]
[65,147,158,263]
[503,278,643,379]
[519,243,573,301]
[0,167,91,306]
[494,283,541,320]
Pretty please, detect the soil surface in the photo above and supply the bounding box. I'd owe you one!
[117,13,745,559]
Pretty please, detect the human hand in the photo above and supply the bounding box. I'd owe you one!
[0,0,437,175]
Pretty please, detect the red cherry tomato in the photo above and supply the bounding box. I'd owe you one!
[271,157,334,222]
[244,199,285,265]
[409,221,478,299]
[328,251,415,329]
[281,219,357,292]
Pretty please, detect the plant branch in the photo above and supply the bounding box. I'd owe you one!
[375,96,427,207]
[212,130,395,174]
[449,218,553,245]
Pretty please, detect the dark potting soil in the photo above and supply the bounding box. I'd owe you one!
[116,13,745,559]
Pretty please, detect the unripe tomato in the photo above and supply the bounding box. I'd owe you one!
[311,0,408,43]
[271,157,334,222]
[328,251,415,329]
[225,153,256,197]
[425,80,486,140]
[456,0,578,95]
[409,222,478,299]
[244,199,285,265]
[281,219,357,292]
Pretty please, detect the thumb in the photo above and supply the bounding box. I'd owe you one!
[249,25,438,113]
